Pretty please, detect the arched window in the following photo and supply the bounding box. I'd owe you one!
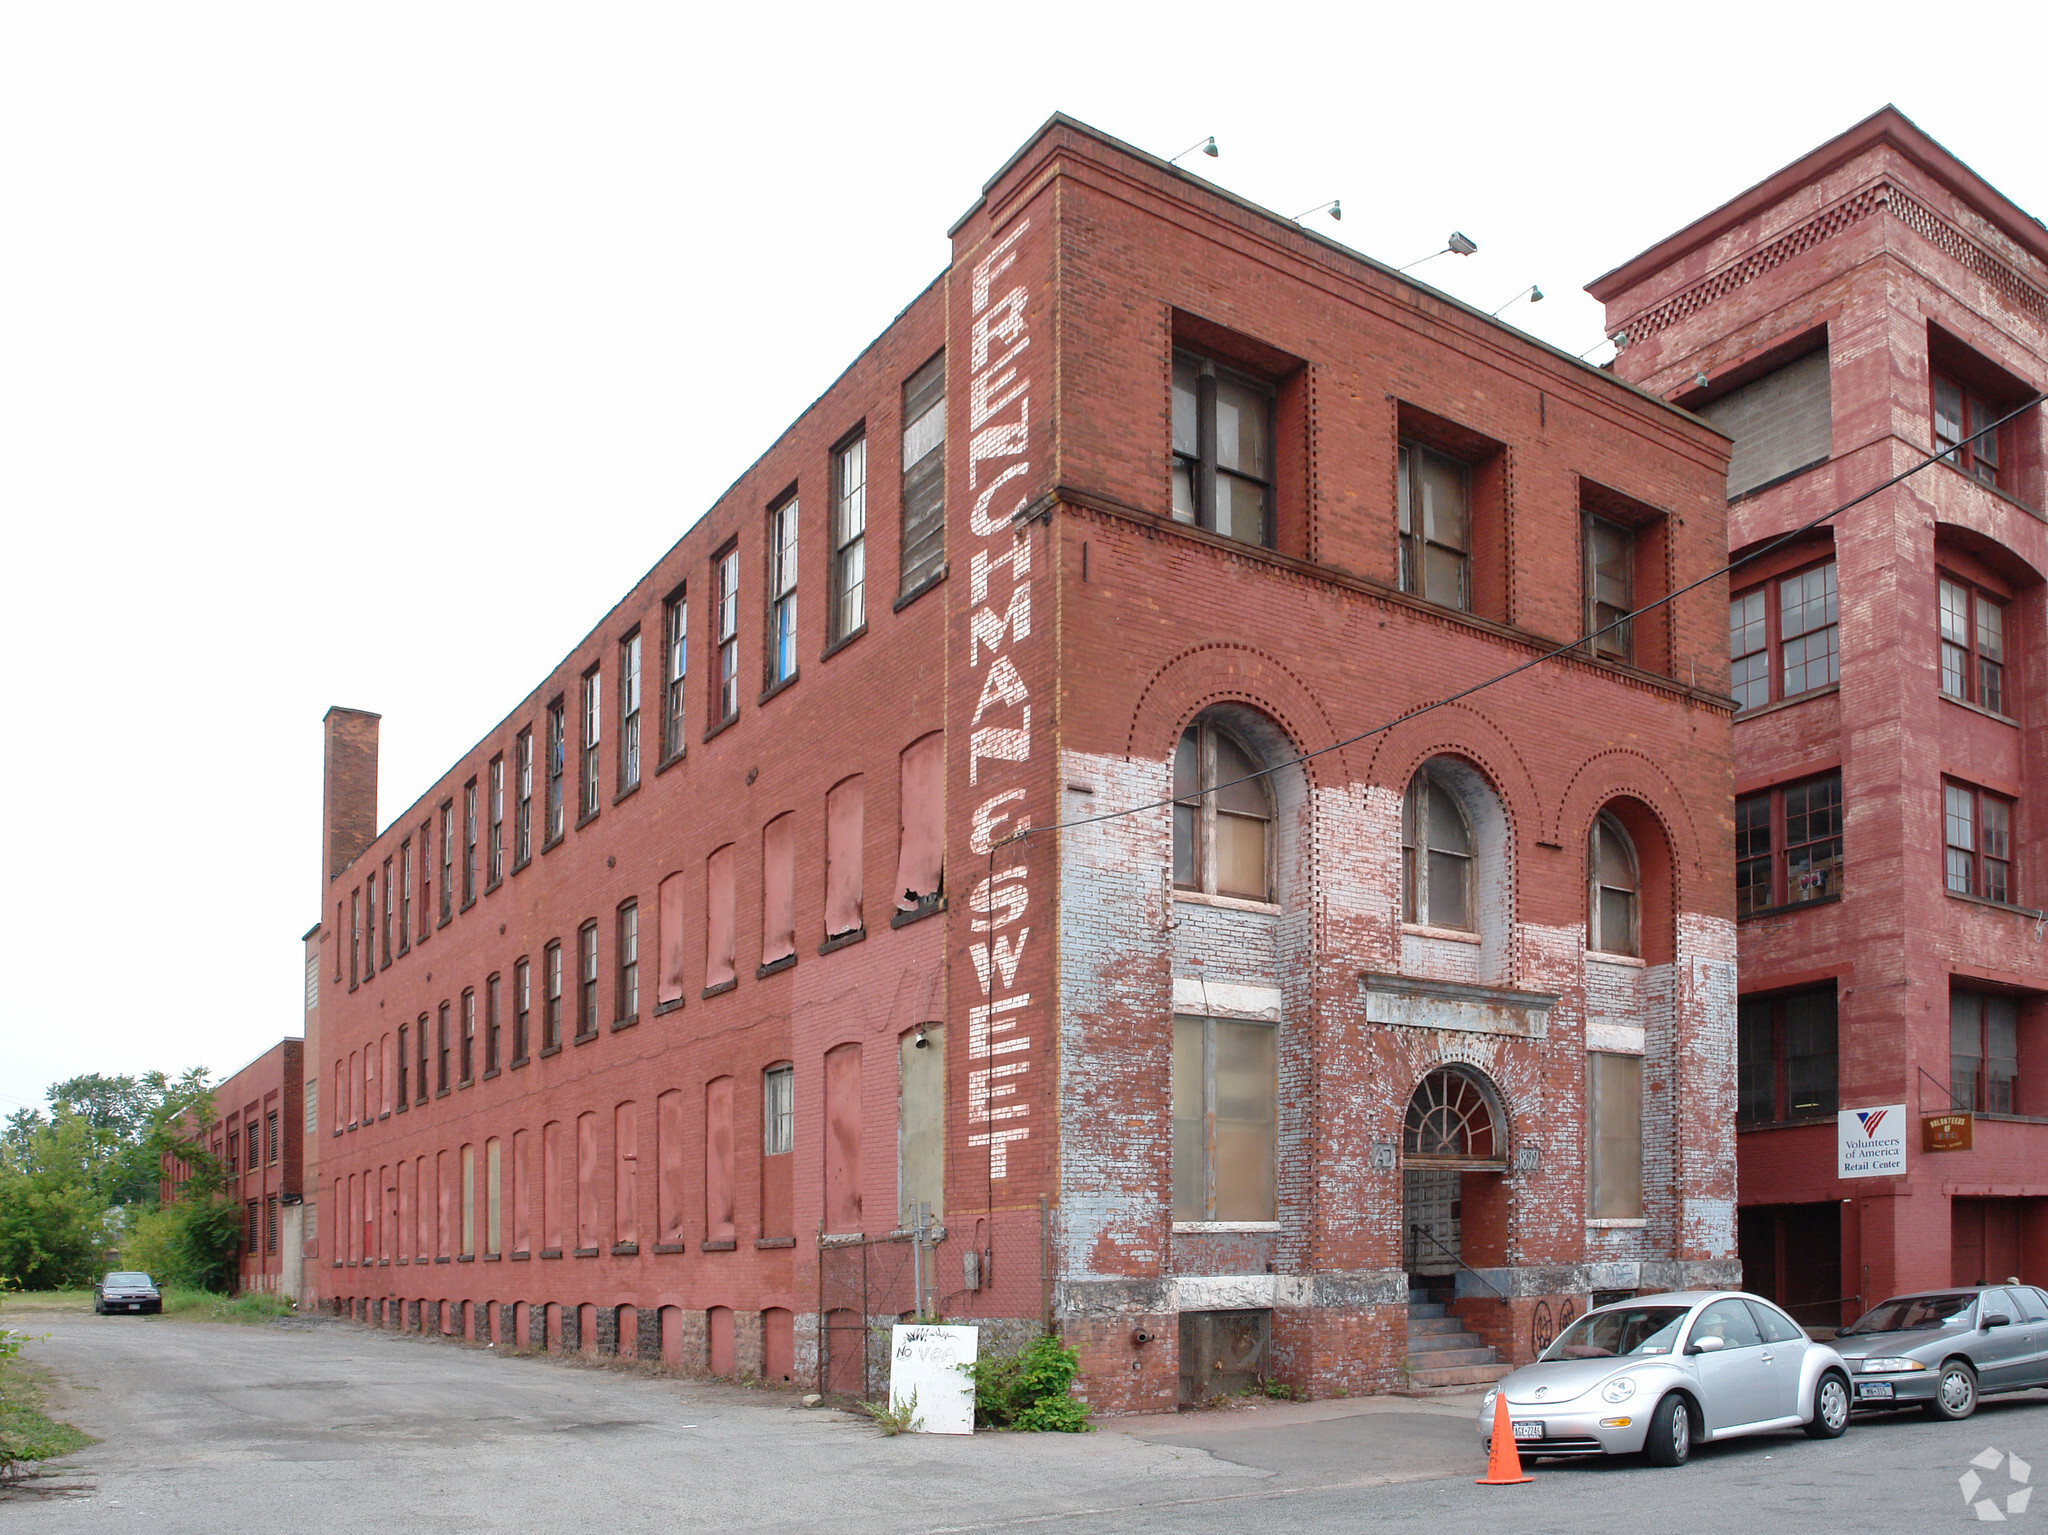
[1403,766,1473,928]
[1402,1068,1502,1163]
[1588,812,1639,956]
[1173,716,1273,901]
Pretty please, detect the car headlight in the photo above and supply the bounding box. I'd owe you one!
[1858,1357,1927,1374]
[1480,1388,1497,1412]
[1600,1377,1637,1403]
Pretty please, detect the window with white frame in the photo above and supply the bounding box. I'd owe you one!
[619,631,641,791]
[769,497,799,687]
[715,547,739,722]
[580,668,601,821]
[762,1064,794,1157]
[1588,812,1640,957]
[1171,715,1273,902]
[834,436,866,642]
[662,588,686,761]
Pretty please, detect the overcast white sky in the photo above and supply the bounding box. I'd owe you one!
[3,2,2042,1115]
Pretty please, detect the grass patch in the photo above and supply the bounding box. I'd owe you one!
[1,1288,298,1324]
[0,1337,92,1475]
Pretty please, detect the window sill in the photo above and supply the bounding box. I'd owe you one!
[757,954,796,979]
[614,782,640,807]
[541,832,564,857]
[572,1028,598,1045]
[396,1256,408,1266]
[755,1236,797,1250]
[575,808,600,832]
[820,624,867,664]
[656,748,686,778]
[573,1247,600,1259]
[1740,893,1842,922]
[458,1076,474,1090]
[1733,681,1840,724]
[456,1253,475,1263]
[510,1250,531,1262]
[1173,1221,1280,1233]
[395,1101,407,1114]
[894,566,948,612]
[611,1015,638,1032]
[435,1088,450,1100]
[508,1055,530,1070]
[482,1253,501,1263]
[435,1255,451,1265]
[653,998,685,1017]
[652,1242,689,1255]
[1947,889,2046,920]
[485,876,502,897]
[758,672,799,707]
[538,1043,562,1059]
[701,1240,737,1253]
[1174,890,1280,915]
[481,1067,500,1081]
[538,1248,562,1260]
[460,896,476,914]
[1401,922,1480,945]
[377,1258,390,1267]
[1940,692,2020,729]
[1586,1218,1647,1229]
[702,978,738,999]
[1933,456,2047,523]
[438,913,452,930]
[511,854,531,877]
[378,1110,390,1121]
[704,713,739,745]
[610,1242,639,1257]
[891,898,946,929]
[1585,951,1646,968]
[819,928,866,955]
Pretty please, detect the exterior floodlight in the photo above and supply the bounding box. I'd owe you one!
[1448,231,1478,256]
[1293,199,1342,223]
[1169,136,1220,165]
[1398,231,1482,273]
[1491,285,1544,316]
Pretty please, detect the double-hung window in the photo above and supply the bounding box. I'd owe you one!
[513,958,530,1063]
[398,839,412,953]
[349,889,360,988]
[1729,560,1838,710]
[1584,515,1633,662]
[1736,771,1843,916]
[365,872,379,977]
[1397,442,1471,610]
[415,1014,429,1104]
[576,921,598,1039]
[833,436,867,642]
[438,802,454,922]
[715,547,739,722]
[1172,716,1273,902]
[379,858,393,965]
[619,631,641,792]
[514,729,533,866]
[436,1002,451,1094]
[763,1064,794,1157]
[1945,781,2014,903]
[768,497,799,687]
[1737,987,1838,1125]
[545,700,565,842]
[485,973,501,1074]
[462,780,478,907]
[1951,990,2019,1115]
[397,1024,410,1106]
[616,901,638,1022]
[662,589,687,761]
[900,353,946,595]
[543,940,563,1050]
[1172,352,1273,547]
[1939,576,2007,714]
[579,668,601,822]
[1934,374,2009,491]
[459,989,476,1083]
[1171,1014,1277,1222]
[487,756,504,886]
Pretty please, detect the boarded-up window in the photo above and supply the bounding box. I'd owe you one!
[706,845,736,989]
[896,733,944,912]
[614,1101,637,1248]
[399,1159,415,1262]
[1698,344,1832,499]
[542,1121,563,1252]
[825,777,865,938]
[705,1076,735,1243]
[485,1139,501,1256]
[708,1305,736,1376]
[900,351,946,595]
[824,1042,863,1234]
[380,1032,394,1115]
[576,1112,599,1252]
[1172,1015,1277,1222]
[415,1155,431,1260]
[436,1150,451,1257]
[511,1129,530,1255]
[657,1090,686,1245]
[899,1026,945,1227]
[657,871,687,1006]
[762,813,796,966]
[460,1144,475,1257]
[1587,1051,1644,1219]
[763,1307,795,1383]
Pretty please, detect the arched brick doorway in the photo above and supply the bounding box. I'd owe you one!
[1401,1065,1507,1281]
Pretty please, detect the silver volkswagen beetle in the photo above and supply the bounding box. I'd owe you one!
[1476,1290,1851,1466]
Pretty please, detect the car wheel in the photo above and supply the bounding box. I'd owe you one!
[92,1299,102,1315]
[1804,1371,1851,1439]
[1925,1360,1978,1421]
[1643,1393,1692,1467]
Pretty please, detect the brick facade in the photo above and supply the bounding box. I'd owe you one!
[306,113,1736,1409]
[1594,106,2048,1325]
[163,1039,304,1296]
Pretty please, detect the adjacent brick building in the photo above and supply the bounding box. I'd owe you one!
[1593,107,2048,1324]
[306,113,1737,1408]
[161,1039,305,1296]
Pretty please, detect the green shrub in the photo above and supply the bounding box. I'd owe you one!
[960,1334,1092,1432]
[122,1199,240,1292]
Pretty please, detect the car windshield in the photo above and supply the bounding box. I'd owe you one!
[1842,1293,1978,1335]
[104,1272,153,1287]
[1541,1306,1690,1361]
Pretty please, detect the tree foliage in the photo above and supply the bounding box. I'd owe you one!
[960,1335,1093,1432]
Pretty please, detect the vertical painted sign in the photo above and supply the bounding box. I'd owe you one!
[960,216,1039,1182]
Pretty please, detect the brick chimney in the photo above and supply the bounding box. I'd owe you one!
[321,706,381,888]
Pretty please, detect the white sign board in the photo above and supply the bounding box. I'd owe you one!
[889,1323,978,1435]
[1839,1104,1906,1178]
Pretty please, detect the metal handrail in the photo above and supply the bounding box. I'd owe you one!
[1409,1223,1507,1300]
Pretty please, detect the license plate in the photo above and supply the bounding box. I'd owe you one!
[1858,1382,1894,1400]
[128,1303,141,1311]
[1512,1421,1544,1440]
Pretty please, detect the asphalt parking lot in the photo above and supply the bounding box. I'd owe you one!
[7,1305,2048,1533]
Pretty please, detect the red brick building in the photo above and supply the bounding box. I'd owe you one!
[161,1039,305,1296]
[306,113,1736,1409]
[1593,107,2048,1325]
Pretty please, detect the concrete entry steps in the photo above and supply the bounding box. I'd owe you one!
[1402,1286,1511,1393]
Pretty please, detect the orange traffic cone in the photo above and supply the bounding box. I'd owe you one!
[1478,1388,1533,1485]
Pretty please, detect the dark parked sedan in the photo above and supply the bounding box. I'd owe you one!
[93,1271,162,1315]
[1832,1285,2048,1420]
